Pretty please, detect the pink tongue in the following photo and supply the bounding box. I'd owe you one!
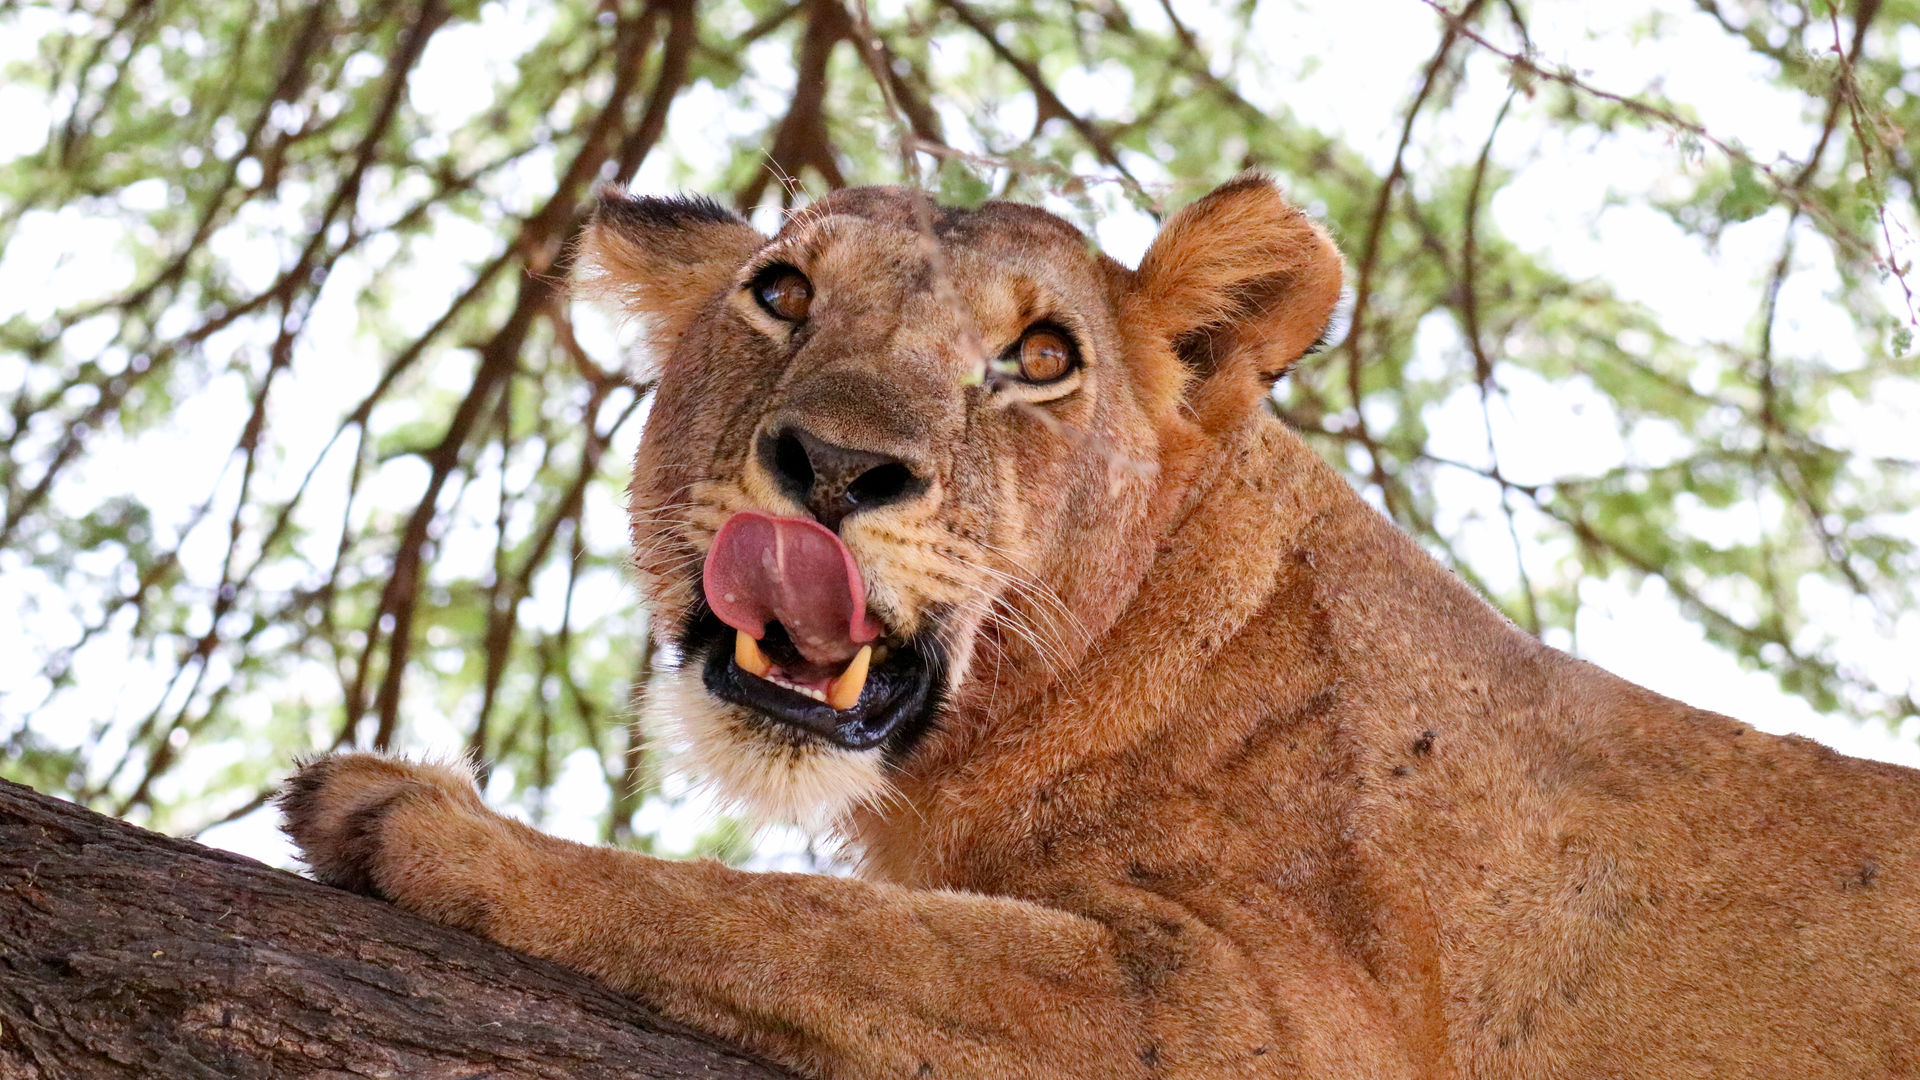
[703,511,882,666]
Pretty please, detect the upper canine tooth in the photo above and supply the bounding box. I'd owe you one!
[734,630,773,679]
[827,644,873,711]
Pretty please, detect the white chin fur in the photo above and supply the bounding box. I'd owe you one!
[644,666,894,828]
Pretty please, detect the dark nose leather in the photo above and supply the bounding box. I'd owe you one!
[757,426,926,531]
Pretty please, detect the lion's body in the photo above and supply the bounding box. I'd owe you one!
[282,179,1920,1079]
[860,415,1920,1075]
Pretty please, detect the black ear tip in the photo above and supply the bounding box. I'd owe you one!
[1208,170,1279,200]
[594,191,745,231]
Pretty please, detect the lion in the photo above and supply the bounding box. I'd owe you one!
[280,176,1920,1079]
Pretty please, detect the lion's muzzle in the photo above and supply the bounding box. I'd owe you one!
[697,510,945,753]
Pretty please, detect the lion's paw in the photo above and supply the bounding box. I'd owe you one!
[276,752,483,898]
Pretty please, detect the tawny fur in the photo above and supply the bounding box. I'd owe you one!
[282,176,1920,1080]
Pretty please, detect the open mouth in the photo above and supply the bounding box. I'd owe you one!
[687,511,944,754]
[692,615,941,752]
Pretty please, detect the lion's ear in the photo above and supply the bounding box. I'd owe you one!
[575,189,765,355]
[1129,174,1344,427]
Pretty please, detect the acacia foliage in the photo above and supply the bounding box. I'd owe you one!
[0,0,1914,843]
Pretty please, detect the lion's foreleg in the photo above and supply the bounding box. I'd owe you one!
[279,754,1167,1077]
[279,753,1431,1079]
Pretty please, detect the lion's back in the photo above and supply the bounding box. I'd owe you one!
[1446,665,1920,1076]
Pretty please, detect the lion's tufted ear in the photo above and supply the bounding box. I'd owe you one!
[575,189,765,359]
[1129,173,1344,429]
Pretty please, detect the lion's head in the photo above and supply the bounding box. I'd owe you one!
[577,176,1343,823]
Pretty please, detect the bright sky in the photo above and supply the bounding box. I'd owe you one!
[1,0,1915,870]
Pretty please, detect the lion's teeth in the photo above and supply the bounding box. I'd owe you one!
[734,630,773,679]
[827,645,873,711]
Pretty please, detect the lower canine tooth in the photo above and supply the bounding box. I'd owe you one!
[827,645,873,711]
[734,630,773,679]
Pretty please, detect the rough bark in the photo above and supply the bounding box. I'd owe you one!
[0,779,800,1080]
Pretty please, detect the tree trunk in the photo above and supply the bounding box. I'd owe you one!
[0,778,801,1080]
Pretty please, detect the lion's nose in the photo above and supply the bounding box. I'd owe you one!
[756,426,927,531]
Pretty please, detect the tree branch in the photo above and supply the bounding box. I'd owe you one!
[0,778,800,1080]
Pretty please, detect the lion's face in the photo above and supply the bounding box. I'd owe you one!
[579,179,1342,822]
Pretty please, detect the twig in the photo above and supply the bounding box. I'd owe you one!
[1416,0,1914,322]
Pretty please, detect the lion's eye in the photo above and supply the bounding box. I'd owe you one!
[752,266,813,322]
[1016,327,1075,383]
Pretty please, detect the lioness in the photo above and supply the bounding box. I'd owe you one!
[281,177,1920,1078]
